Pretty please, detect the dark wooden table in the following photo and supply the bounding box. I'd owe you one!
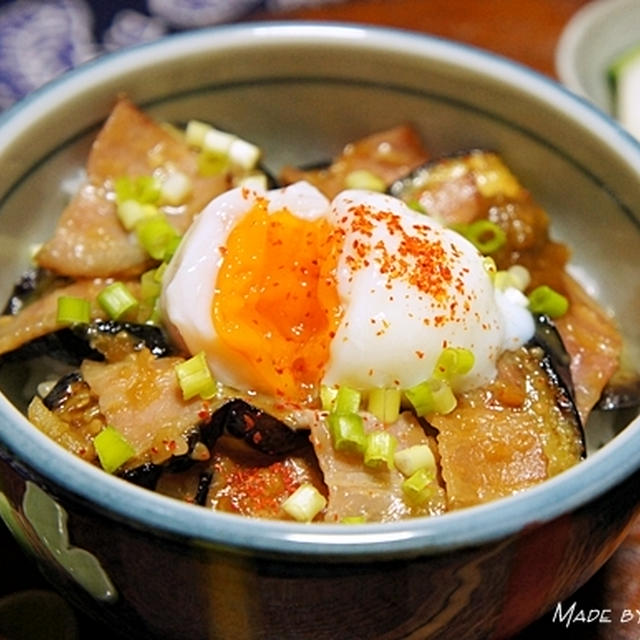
[2,1,639,639]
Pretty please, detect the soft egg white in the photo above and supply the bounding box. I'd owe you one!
[322,190,534,392]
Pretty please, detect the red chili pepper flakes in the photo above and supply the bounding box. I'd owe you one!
[223,461,301,516]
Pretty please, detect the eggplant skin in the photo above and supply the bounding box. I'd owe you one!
[206,398,309,456]
[0,320,173,367]
[530,314,585,454]
[1,267,70,316]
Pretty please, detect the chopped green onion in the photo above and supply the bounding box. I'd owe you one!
[197,151,229,176]
[404,378,457,416]
[344,169,386,192]
[117,200,158,231]
[175,351,217,400]
[407,199,427,214]
[454,219,506,254]
[433,347,474,381]
[327,413,366,454]
[527,285,569,318]
[140,268,163,302]
[136,214,181,261]
[160,170,192,206]
[320,384,338,411]
[333,385,362,415]
[494,264,531,292]
[56,295,91,325]
[94,426,135,474]
[203,127,236,156]
[364,430,397,470]
[97,281,138,321]
[234,172,269,190]
[367,387,401,423]
[114,175,161,205]
[402,467,436,505]
[185,120,211,148]
[341,515,367,524]
[282,483,326,522]
[228,137,261,171]
[394,444,436,478]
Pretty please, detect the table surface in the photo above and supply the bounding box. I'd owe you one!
[2,1,639,639]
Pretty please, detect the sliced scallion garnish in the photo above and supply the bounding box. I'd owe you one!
[174,351,217,401]
[327,412,366,454]
[433,347,474,381]
[56,295,91,326]
[402,467,436,505]
[333,385,362,415]
[367,387,401,423]
[394,444,436,478]
[527,285,569,318]
[97,281,138,321]
[364,430,397,470]
[453,219,506,255]
[282,483,326,522]
[404,378,457,416]
[136,214,181,261]
[94,426,135,474]
[344,169,386,192]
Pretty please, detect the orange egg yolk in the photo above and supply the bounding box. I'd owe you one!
[212,197,342,401]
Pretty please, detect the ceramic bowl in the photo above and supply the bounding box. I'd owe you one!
[0,23,639,640]
[555,0,640,116]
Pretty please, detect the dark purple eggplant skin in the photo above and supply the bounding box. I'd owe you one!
[529,313,586,456]
[0,320,173,368]
[207,398,309,457]
[1,267,70,316]
[119,399,309,493]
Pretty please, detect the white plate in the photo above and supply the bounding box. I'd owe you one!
[555,0,640,115]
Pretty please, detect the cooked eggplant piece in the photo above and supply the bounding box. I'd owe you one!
[208,398,310,456]
[0,320,173,367]
[429,340,585,510]
[2,267,71,316]
[119,399,310,496]
[530,313,584,444]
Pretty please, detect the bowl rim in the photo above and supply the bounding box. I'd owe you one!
[1,21,639,558]
[554,0,640,105]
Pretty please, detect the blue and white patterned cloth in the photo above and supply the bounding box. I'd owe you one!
[0,0,343,110]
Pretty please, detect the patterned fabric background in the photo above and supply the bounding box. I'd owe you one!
[0,0,343,110]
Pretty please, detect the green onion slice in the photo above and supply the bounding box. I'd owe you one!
[402,467,436,505]
[344,169,386,192]
[56,295,91,326]
[94,426,135,474]
[364,430,398,470]
[136,214,181,261]
[453,219,506,254]
[282,483,327,522]
[114,175,161,205]
[327,413,366,454]
[527,285,569,318]
[433,347,475,381]
[367,388,401,423]
[97,281,138,321]
[333,385,362,415]
[404,378,457,416]
[175,351,217,400]
[394,444,436,478]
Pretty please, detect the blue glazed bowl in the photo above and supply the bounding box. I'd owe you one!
[0,23,639,640]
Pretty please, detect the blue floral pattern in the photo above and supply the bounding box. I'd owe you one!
[0,0,340,109]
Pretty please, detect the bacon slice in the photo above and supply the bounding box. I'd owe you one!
[280,124,430,199]
[309,411,446,522]
[81,348,204,460]
[36,97,231,278]
[0,279,109,357]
